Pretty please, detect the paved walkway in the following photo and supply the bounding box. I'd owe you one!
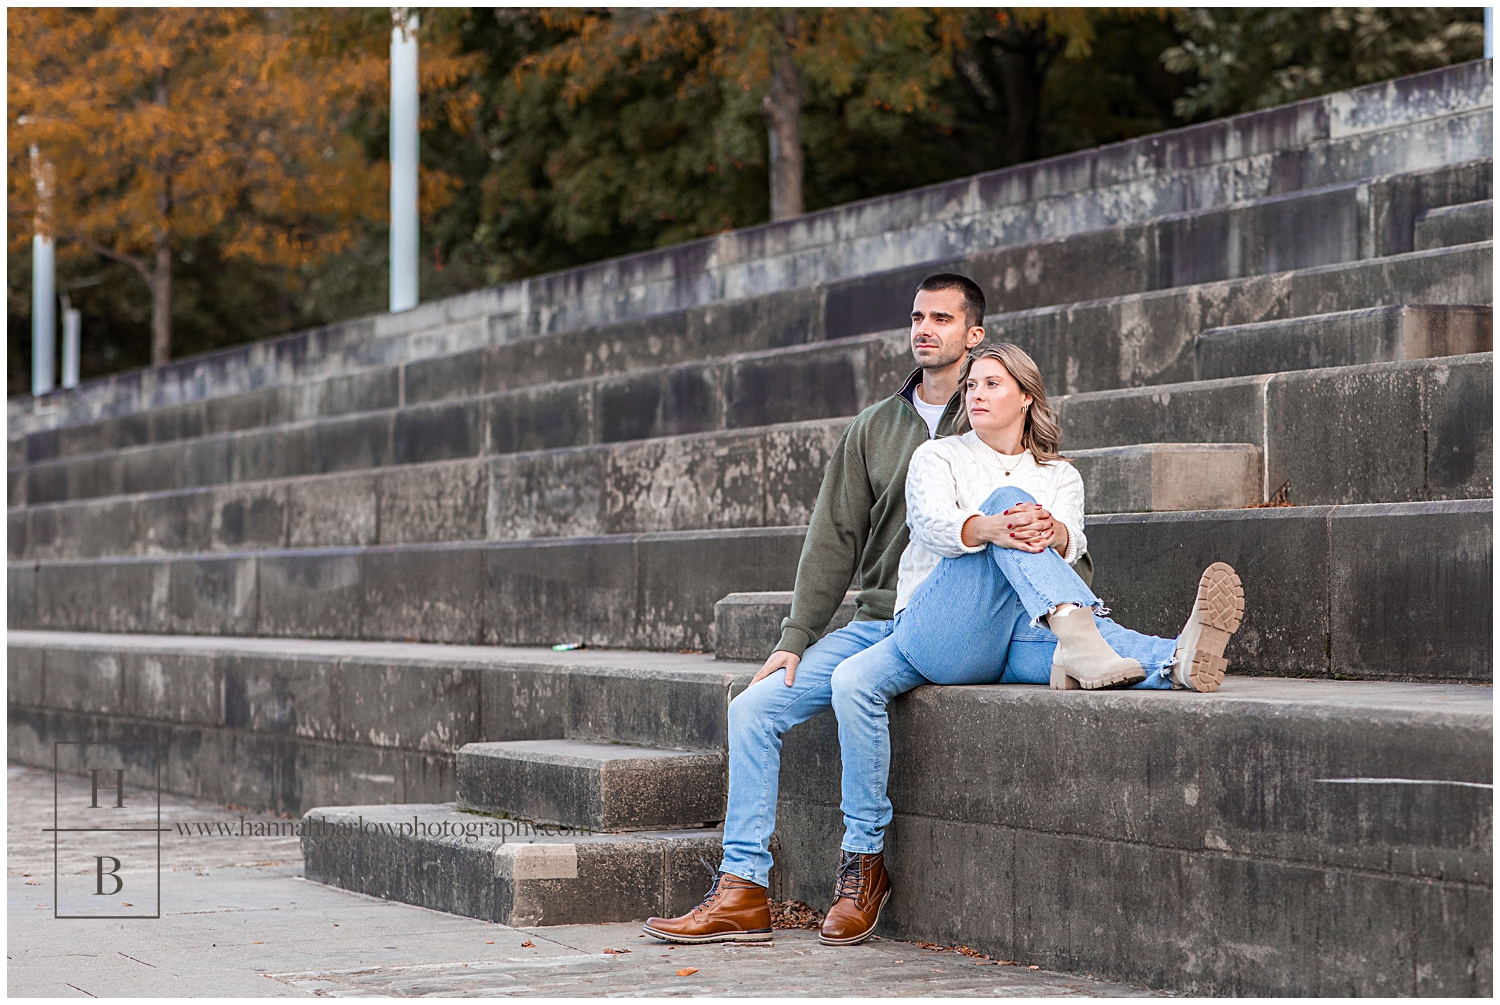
[8,764,1160,997]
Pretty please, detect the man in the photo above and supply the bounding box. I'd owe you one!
[645,274,1073,946]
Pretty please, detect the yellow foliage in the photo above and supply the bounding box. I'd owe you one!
[5,8,475,270]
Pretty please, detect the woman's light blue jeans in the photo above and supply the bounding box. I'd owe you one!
[718,485,1175,886]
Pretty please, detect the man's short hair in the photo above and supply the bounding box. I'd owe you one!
[916,273,986,329]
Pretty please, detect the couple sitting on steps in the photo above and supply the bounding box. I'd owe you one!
[644,273,1247,947]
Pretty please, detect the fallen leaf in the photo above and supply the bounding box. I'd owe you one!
[676,967,698,977]
[603,948,631,955]
[485,941,494,945]
[520,941,534,948]
[1029,965,1040,970]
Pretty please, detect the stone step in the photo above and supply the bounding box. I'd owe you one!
[301,802,723,928]
[456,740,726,832]
[6,633,750,815]
[1415,198,1492,250]
[13,349,1486,555]
[715,592,859,663]
[7,437,1262,562]
[13,61,1489,440]
[771,676,1491,996]
[1194,304,1491,379]
[712,498,1493,680]
[11,628,1485,993]
[11,244,1491,509]
[1059,353,1491,506]
[9,499,1490,681]
[17,158,1488,469]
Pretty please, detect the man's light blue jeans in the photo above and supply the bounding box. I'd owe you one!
[718,485,1176,887]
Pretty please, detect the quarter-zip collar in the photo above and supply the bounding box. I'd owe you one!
[897,366,964,437]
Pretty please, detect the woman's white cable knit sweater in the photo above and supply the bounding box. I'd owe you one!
[895,429,1087,613]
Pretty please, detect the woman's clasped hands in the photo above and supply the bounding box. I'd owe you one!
[960,502,1057,553]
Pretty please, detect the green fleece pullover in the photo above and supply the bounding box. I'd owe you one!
[774,368,960,656]
[774,367,1093,657]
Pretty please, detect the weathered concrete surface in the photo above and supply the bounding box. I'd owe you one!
[715,591,859,663]
[11,765,1149,997]
[11,243,1491,510]
[14,432,1275,563]
[1070,442,1261,513]
[7,633,750,815]
[1416,197,1493,249]
[1195,303,1492,378]
[7,527,806,651]
[12,60,1489,440]
[1089,499,1492,681]
[13,202,1493,478]
[18,158,1490,469]
[771,677,1492,996]
[713,500,1493,680]
[8,499,1490,677]
[1058,353,1492,506]
[302,802,723,928]
[456,740,726,831]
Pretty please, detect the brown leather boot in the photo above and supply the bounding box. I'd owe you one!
[642,872,773,944]
[819,851,891,946]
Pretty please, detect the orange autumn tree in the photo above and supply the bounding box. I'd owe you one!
[8,8,470,367]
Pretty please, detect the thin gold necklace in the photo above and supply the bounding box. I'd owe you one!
[995,448,1025,476]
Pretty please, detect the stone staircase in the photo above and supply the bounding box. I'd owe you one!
[8,62,1493,996]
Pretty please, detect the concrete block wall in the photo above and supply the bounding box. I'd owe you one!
[10,160,1489,470]
[9,243,1490,510]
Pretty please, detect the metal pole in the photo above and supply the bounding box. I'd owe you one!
[30,142,56,397]
[1486,8,1493,59]
[61,296,81,390]
[389,8,420,313]
[32,232,55,396]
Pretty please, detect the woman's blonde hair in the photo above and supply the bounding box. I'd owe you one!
[955,342,1064,463]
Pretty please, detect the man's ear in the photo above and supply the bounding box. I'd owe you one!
[967,325,985,348]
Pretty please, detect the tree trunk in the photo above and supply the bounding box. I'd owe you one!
[761,10,804,221]
[150,229,172,367]
[993,25,1059,165]
[150,67,173,367]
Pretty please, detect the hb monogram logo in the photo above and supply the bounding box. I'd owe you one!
[51,742,162,919]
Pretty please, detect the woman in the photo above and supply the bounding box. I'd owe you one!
[892,341,1245,692]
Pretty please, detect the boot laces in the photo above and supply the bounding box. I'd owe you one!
[833,853,865,901]
[692,872,727,916]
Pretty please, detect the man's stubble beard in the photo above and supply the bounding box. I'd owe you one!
[915,340,969,372]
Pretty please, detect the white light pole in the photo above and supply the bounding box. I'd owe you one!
[1485,8,1493,59]
[32,232,55,396]
[61,294,81,390]
[30,143,55,396]
[390,8,420,313]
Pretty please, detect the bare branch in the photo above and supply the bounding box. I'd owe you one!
[69,236,153,286]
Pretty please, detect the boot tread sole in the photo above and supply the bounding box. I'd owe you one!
[641,923,773,944]
[1050,661,1146,690]
[1186,562,1245,693]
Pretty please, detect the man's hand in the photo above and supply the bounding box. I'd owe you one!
[752,649,802,686]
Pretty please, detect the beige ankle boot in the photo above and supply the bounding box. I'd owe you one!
[1048,605,1145,690]
[1171,562,1245,693]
